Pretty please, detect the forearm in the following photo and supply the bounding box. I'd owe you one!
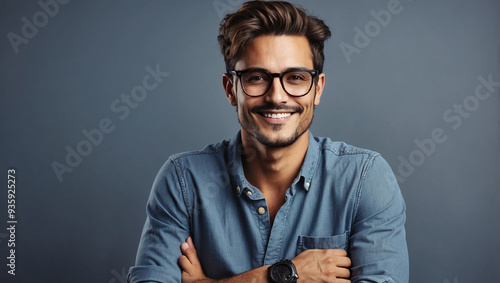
[180,237,270,283]
[206,266,270,283]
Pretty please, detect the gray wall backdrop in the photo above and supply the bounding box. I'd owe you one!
[0,0,498,282]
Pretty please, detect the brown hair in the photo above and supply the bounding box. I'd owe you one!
[218,1,331,73]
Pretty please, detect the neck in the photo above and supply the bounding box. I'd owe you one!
[240,130,309,194]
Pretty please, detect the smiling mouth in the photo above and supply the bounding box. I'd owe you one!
[252,105,303,123]
[256,112,295,125]
[261,112,292,119]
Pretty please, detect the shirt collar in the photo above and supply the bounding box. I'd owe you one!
[294,131,321,192]
[226,131,321,197]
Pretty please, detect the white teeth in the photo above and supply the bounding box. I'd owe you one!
[263,113,291,119]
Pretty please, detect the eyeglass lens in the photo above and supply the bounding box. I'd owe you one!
[241,70,313,96]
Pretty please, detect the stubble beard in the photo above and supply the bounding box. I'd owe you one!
[239,111,313,148]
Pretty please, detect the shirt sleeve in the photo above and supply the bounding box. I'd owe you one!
[349,155,409,283]
[128,158,190,283]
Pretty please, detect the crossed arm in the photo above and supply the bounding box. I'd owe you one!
[178,237,352,283]
[130,156,408,282]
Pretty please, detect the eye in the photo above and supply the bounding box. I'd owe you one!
[285,72,309,84]
[248,75,264,82]
[288,74,305,80]
[243,72,269,84]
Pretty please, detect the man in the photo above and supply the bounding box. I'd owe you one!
[128,1,409,282]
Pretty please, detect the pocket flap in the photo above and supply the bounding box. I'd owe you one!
[296,231,349,254]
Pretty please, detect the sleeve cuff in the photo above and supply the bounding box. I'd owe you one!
[127,265,178,283]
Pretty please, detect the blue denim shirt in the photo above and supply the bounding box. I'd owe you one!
[128,132,409,283]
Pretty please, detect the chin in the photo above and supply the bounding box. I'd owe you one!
[250,128,307,148]
[258,137,297,148]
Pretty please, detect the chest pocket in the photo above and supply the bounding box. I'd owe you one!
[296,231,349,255]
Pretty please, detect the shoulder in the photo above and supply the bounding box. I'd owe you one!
[159,139,231,174]
[151,139,232,193]
[313,137,403,209]
[311,136,396,182]
[313,136,380,161]
[170,139,230,161]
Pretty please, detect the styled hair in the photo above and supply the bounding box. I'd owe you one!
[218,1,331,73]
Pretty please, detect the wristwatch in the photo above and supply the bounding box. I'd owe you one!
[268,259,299,283]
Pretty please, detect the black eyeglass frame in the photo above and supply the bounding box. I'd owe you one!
[228,68,319,97]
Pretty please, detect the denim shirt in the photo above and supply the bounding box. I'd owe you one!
[128,132,409,283]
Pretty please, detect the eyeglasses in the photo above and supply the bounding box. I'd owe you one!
[229,68,319,97]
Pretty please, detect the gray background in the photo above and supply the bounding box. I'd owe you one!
[0,0,498,282]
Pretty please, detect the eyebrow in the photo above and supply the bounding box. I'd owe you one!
[237,66,313,73]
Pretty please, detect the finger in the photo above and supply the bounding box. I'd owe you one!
[335,266,350,279]
[187,237,196,252]
[337,256,351,268]
[329,249,347,256]
[178,255,192,272]
[180,241,194,260]
[180,242,190,255]
[181,238,202,267]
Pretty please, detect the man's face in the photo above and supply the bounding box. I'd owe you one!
[224,35,325,148]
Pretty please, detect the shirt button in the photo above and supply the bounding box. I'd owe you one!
[246,190,253,196]
[236,186,241,193]
[258,207,266,215]
[305,182,310,189]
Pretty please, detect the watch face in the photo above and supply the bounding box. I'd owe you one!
[271,263,293,282]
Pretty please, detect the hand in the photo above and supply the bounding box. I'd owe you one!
[178,237,269,283]
[292,249,351,282]
[178,237,214,283]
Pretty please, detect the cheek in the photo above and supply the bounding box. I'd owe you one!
[236,100,252,119]
[237,97,259,113]
[300,100,316,120]
[236,99,246,112]
[297,98,314,111]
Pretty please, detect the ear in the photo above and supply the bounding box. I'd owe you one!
[313,73,325,106]
[223,74,237,106]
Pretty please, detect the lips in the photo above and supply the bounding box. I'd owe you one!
[252,104,303,115]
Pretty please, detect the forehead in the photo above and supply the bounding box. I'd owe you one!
[234,35,313,71]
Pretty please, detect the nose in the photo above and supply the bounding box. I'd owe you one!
[264,77,289,104]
